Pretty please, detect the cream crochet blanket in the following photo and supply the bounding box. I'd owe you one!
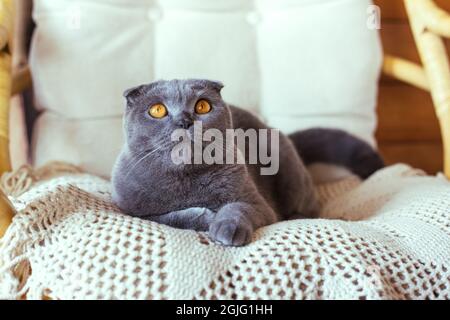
[0,163,449,300]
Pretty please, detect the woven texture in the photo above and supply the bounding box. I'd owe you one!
[0,163,449,300]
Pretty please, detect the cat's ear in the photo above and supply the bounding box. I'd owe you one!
[207,80,224,93]
[123,84,146,101]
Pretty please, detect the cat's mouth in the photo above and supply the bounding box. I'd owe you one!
[171,127,208,146]
[181,127,201,142]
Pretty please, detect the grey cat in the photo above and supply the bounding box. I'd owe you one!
[112,79,383,246]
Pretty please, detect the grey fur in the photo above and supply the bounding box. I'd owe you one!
[111,79,319,246]
[289,128,384,179]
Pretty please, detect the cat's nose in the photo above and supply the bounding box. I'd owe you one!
[176,116,194,129]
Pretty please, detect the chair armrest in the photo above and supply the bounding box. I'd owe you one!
[0,0,13,52]
[415,0,450,38]
[0,0,14,237]
[383,55,430,91]
[404,0,450,178]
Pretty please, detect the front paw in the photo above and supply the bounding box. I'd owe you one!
[209,219,253,247]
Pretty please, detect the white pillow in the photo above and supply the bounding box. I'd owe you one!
[30,0,382,177]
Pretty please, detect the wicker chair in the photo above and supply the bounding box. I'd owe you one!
[0,0,449,241]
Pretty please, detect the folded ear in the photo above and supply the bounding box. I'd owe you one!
[123,84,146,100]
[206,80,224,93]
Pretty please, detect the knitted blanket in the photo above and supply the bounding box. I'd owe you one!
[0,163,449,300]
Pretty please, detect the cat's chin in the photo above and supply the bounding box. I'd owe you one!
[168,161,216,173]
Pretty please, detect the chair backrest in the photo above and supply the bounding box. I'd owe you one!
[29,0,382,176]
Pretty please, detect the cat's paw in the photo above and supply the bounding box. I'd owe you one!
[209,219,253,247]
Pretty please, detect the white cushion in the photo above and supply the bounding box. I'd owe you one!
[30,0,382,177]
[32,113,123,177]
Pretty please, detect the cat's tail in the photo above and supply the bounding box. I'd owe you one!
[289,128,384,179]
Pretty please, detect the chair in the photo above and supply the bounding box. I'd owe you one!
[0,0,449,299]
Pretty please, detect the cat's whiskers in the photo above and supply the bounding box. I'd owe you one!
[124,143,168,180]
[130,148,153,162]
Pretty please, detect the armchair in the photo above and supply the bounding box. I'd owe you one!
[0,0,449,242]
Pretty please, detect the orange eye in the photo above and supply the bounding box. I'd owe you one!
[148,104,167,119]
[195,99,212,114]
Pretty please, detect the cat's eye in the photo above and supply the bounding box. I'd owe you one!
[195,99,212,115]
[148,103,168,119]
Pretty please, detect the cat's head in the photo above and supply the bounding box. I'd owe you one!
[123,79,232,155]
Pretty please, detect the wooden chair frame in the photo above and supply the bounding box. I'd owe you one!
[1,0,450,238]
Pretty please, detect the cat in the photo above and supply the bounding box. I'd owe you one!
[289,128,384,180]
[111,79,384,246]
